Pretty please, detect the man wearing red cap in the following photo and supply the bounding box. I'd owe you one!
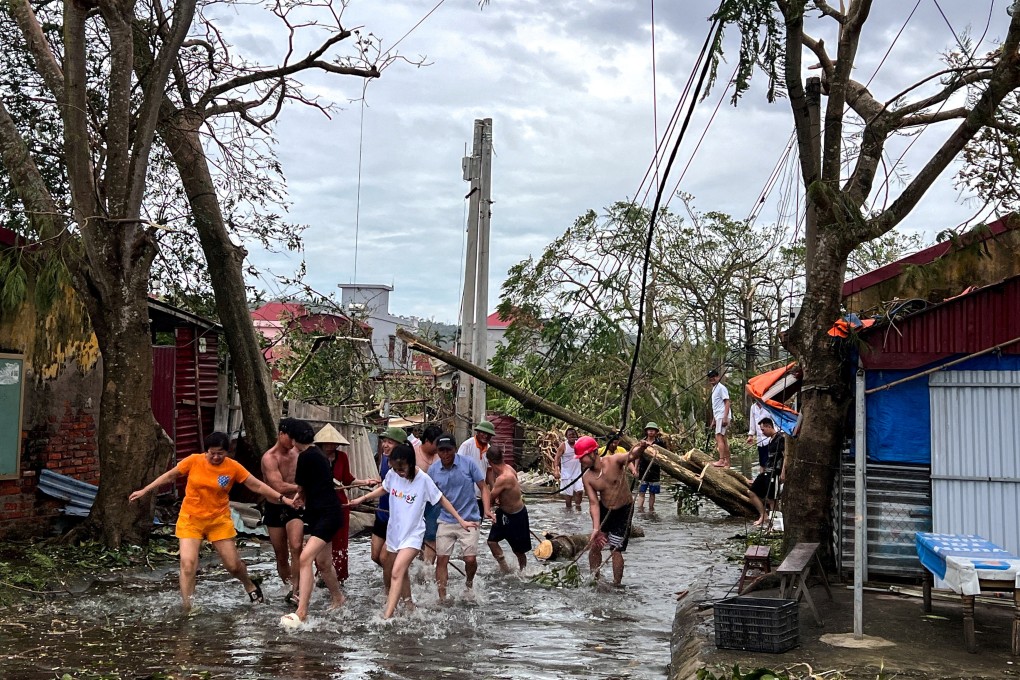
[575,435,651,585]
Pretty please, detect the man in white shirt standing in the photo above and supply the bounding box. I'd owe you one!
[457,420,496,515]
[746,396,769,473]
[708,369,731,468]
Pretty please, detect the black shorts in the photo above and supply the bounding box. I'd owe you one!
[750,473,780,500]
[263,502,303,528]
[598,502,632,552]
[487,506,532,555]
[372,515,388,539]
[303,507,343,542]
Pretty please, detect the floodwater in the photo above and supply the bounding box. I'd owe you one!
[0,495,746,679]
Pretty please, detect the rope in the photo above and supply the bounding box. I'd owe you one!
[619,14,723,433]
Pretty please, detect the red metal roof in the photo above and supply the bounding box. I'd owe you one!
[486,311,512,329]
[860,274,1020,370]
[251,301,306,322]
[842,215,1018,298]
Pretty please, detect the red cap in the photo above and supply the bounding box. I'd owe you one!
[574,436,599,459]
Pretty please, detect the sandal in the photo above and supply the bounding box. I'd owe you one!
[248,583,265,604]
[285,591,299,607]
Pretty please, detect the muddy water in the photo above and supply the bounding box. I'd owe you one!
[0,496,745,679]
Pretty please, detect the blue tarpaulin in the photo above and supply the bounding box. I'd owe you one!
[865,354,1020,464]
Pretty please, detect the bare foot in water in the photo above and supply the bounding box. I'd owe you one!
[329,593,346,610]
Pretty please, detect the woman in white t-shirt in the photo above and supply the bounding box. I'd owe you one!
[351,444,478,618]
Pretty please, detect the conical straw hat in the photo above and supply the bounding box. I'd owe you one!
[314,423,349,446]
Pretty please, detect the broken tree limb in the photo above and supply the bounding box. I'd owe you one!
[397,329,756,518]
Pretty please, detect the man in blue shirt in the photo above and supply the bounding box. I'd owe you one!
[428,433,494,600]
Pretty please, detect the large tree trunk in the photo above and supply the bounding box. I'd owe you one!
[397,328,757,517]
[158,110,280,455]
[784,226,852,553]
[79,232,175,546]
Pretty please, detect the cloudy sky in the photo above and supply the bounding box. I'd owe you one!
[221,0,1012,323]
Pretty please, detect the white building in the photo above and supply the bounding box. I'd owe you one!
[338,284,421,373]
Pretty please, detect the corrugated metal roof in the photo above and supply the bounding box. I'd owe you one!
[861,275,1020,370]
[842,215,1018,297]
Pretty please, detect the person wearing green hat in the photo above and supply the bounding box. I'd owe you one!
[457,420,496,516]
[370,426,408,593]
[634,422,663,512]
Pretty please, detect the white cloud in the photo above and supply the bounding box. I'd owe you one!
[229,0,1015,322]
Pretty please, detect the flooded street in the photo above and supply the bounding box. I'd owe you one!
[0,495,745,679]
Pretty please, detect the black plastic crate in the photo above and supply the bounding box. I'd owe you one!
[713,596,799,653]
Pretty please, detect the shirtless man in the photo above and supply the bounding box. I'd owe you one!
[485,447,532,572]
[262,421,305,602]
[576,435,651,586]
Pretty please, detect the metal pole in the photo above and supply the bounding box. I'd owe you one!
[853,364,867,639]
[804,77,821,272]
[471,118,493,422]
[456,121,483,442]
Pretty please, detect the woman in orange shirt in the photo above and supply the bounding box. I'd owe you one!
[129,431,296,612]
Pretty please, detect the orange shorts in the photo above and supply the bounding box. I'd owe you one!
[175,512,236,542]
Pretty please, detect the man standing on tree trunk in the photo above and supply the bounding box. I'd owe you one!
[708,369,731,468]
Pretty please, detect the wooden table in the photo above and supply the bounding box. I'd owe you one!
[916,532,1020,655]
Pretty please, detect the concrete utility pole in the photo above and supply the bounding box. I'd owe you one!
[456,120,484,442]
[804,77,822,272]
[471,118,494,424]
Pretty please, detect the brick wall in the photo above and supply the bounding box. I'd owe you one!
[0,363,102,539]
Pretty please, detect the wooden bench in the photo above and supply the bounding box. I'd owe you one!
[737,545,772,594]
[777,542,833,625]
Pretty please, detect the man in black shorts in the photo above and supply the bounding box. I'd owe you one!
[485,447,532,572]
[262,421,305,601]
[746,417,785,527]
[577,435,651,585]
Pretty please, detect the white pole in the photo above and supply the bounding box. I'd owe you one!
[853,364,867,638]
[471,118,493,422]
[457,120,483,442]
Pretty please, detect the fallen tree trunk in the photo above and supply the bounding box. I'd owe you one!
[397,329,756,517]
[534,527,647,561]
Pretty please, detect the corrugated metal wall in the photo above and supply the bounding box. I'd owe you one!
[836,461,932,579]
[929,370,1020,555]
[488,413,521,468]
[150,346,175,440]
[174,327,218,458]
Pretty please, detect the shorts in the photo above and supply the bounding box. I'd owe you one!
[372,516,388,539]
[175,512,236,542]
[262,502,303,529]
[304,507,344,542]
[436,522,479,557]
[487,506,532,555]
[750,473,780,500]
[424,502,441,543]
[638,482,661,495]
[714,420,728,435]
[598,502,632,552]
[559,461,584,495]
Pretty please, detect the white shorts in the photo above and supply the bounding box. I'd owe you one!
[714,418,728,435]
[560,460,584,495]
[436,522,479,557]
